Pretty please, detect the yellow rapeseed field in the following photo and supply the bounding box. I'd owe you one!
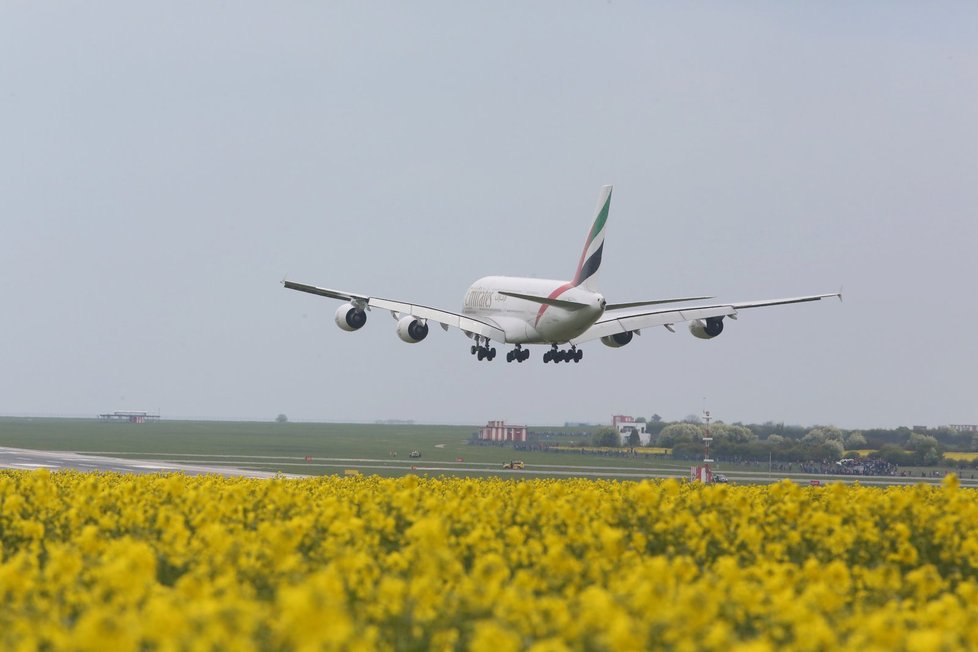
[945,452,978,462]
[2,470,978,651]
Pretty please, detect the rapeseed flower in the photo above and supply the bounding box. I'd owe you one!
[2,471,978,649]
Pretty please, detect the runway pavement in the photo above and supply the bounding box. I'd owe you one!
[1,446,972,487]
[0,446,302,478]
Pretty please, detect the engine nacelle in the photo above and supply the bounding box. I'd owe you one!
[689,317,724,339]
[600,331,634,348]
[335,303,367,332]
[396,316,429,343]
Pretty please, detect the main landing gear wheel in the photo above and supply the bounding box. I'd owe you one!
[543,345,583,364]
[506,346,529,363]
[471,337,496,362]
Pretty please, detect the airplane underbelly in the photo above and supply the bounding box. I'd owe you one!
[491,317,536,344]
[536,310,595,343]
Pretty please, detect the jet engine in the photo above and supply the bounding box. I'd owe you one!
[335,303,367,331]
[689,317,724,339]
[600,331,633,348]
[396,316,429,343]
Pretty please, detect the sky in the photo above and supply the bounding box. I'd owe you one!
[1,2,975,429]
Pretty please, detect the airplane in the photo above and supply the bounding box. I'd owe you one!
[284,185,840,364]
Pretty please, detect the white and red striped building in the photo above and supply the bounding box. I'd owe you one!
[479,420,528,442]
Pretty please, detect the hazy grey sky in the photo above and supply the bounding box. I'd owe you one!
[2,3,975,429]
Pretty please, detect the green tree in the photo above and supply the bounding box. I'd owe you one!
[657,423,703,447]
[908,433,942,465]
[275,414,288,424]
[592,427,620,448]
[711,423,756,444]
[845,431,867,449]
[627,429,642,447]
[803,427,845,448]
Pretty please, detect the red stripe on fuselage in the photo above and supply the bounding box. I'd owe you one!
[571,240,591,286]
[534,281,575,328]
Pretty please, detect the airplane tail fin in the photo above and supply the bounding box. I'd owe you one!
[572,185,612,292]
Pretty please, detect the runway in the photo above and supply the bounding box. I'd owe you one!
[0,446,300,479]
[0,446,972,487]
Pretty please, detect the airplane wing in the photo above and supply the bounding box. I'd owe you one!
[571,292,841,345]
[283,280,507,342]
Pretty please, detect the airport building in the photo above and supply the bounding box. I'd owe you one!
[479,420,528,443]
[97,410,160,424]
[948,424,978,433]
[613,415,651,446]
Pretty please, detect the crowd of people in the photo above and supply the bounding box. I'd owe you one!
[795,458,899,476]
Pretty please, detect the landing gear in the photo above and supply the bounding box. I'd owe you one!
[506,345,530,363]
[470,337,496,362]
[543,344,583,364]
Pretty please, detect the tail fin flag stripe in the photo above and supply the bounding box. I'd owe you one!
[572,185,612,289]
[575,241,604,289]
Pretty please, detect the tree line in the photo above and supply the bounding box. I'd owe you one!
[588,416,977,467]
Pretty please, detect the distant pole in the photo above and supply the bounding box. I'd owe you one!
[703,410,713,481]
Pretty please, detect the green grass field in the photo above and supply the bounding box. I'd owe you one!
[2,418,971,483]
[0,418,686,476]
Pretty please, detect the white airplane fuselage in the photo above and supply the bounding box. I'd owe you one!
[462,276,606,344]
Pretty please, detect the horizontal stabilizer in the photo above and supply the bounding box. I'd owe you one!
[498,291,589,310]
[606,296,713,311]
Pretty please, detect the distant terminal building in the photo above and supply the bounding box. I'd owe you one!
[613,415,651,446]
[479,420,528,443]
[98,410,160,424]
